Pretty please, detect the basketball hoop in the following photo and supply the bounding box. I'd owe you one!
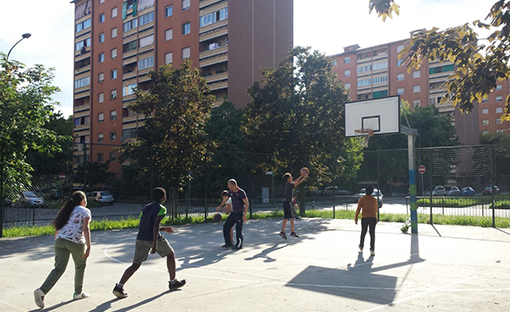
[354,129,373,148]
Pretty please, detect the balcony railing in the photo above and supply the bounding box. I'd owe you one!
[199,52,228,67]
[199,44,228,60]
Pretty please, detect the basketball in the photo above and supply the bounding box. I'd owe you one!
[212,213,222,223]
[301,167,309,176]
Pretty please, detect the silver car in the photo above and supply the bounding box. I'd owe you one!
[22,191,45,207]
[354,188,384,208]
[89,191,114,205]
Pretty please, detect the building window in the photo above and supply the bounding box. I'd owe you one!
[397,45,404,53]
[373,62,388,71]
[482,97,489,103]
[75,38,91,51]
[344,57,351,64]
[123,40,137,53]
[111,110,117,121]
[344,70,350,77]
[165,28,173,41]
[98,133,104,143]
[372,76,388,84]
[122,83,137,96]
[496,84,502,91]
[111,69,117,80]
[76,18,91,32]
[98,93,104,103]
[397,59,404,67]
[413,71,421,78]
[139,11,154,26]
[182,22,191,35]
[99,13,105,23]
[344,83,350,89]
[357,78,371,88]
[123,19,138,32]
[199,7,228,27]
[397,88,404,95]
[111,89,117,99]
[111,7,117,18]
[110,131,117,142]
[182,0,190,11]
[98,113,104,123]
[111,27,117,38]
[111,48,117,59]
[74,76,90,89]
[139,34,154,48]
[413,99,421,107]
[497,118,503,124]
[496,96,503,102]
[396,73,404,81]
[99,53,105,63]
[482,108,489,114]
[182,47,190,59]
[97,153,104,162]
[122,128,137,140]
[413,85,421,93]
[482,120,489,126]
[98,72,104,82]
[496,107,503,113]
[99,33,105,43]
[165,52,173,64]
[332,59,338,66]
[429,64,454,74]
[99,0,104,3]
[165,5,173,17]
[358,64,371,74]
[139,56,154,70]
[483,130,489,135]
[110,152,117,161]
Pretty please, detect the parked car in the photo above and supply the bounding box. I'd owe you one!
[323,186,351,196]
[460,187,475,196]
[354,188,384,208]
[2,198,12,206]
[482,186,501,196]
[445,186,461,196]
[88,191,114,205]
[21,191,44,207]
[425,186,446,196]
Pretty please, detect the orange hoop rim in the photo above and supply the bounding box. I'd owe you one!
[354,129,374,137]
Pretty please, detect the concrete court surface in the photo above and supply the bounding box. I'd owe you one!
[1,218,510,312]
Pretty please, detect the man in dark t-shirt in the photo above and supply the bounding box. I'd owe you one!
[280,172,307,239]
[217,179,249,250]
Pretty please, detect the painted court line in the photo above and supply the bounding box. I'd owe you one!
[0,298,25,311]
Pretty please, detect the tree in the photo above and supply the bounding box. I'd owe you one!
[26,110,73,174]
[242,46,361,214]
[479,132,510,185]
[74,161,113,187]
[0,55,62,229]
[371,0,510,120]
[120,61,214,203]
[204,100,249,194]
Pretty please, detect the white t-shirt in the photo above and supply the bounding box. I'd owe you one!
[226,198,232,213]
[56,206,92,244]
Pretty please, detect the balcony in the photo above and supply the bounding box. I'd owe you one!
[122,115,138,123]
[75,48,91,59]
[74,110,90,118]
[199,52,228,67]
[200,19,228,35]
[123,94,136,102]
[200,44,228,60]
[74,103,90,112]
[138,44,154,54]
[199,0,224,9]
[208,80,228,91]
[123,55,137,66]
[123,49,137,59]
[199,25,228,42]
[74,124,90,132]
[123,71,137,81]
[205,71,228,83]
[75,65,91,75]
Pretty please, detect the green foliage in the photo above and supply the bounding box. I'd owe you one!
[242,46,357,189]
[0,54,62,197]
[120,61,214,191]
[417,197,485,208]
[74,161,113,187]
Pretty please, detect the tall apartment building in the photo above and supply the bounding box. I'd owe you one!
[72,0,293,176]
[328,36,500,146]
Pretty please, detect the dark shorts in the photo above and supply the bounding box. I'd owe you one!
[283,201,293,219]
[133,235,174,264]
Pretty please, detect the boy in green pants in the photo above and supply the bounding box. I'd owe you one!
[113,187,186,298]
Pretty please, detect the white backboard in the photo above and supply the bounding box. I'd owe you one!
[344,96,401,137]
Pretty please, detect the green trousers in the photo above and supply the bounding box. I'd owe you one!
[40,238,87,294]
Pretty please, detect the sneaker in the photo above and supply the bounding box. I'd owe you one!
[113,284,128,299]
[169,279,186,291]
[232,245,242,250]
[359,245,363,253]
[279,232,287,240]
[370,250,375,256]
[221,243,233,248]
[73,292,90,300]
[34,289,45,309]
[290,232,299,238]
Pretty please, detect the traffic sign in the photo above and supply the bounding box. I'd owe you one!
[58,173,66,180]
[418,165,426,174]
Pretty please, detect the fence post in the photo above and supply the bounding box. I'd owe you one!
[204,156,208,221]
[83,143,87,189]
[491,144,496,228]
[429,150,433,225]
[0,156,5,238]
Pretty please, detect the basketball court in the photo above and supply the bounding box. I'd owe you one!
[1,218,509,311]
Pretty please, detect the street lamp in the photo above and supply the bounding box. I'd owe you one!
[6,33,31,60]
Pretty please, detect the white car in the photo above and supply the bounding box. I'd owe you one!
[354,188,384,208]
[21,191,44,207]
[425,186,446,196]
[88,191,114,205]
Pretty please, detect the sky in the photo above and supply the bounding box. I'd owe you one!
[0,0,494,118]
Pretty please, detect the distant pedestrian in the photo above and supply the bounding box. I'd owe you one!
[216,179,249,250]
[355,185,378,256]
[218,190,234,245]
[279,172,307,239]
[34,191,92,309]
[112,187,186,299]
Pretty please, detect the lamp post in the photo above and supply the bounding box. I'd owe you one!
[265,171,274,206]
[6,33,31,60]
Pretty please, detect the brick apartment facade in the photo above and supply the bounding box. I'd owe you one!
[71,0,293,177]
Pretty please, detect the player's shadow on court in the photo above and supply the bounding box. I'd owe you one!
[0,235,56,260]
[244,242,289,263]
[286,234,424,305]
[27,299,74,312]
